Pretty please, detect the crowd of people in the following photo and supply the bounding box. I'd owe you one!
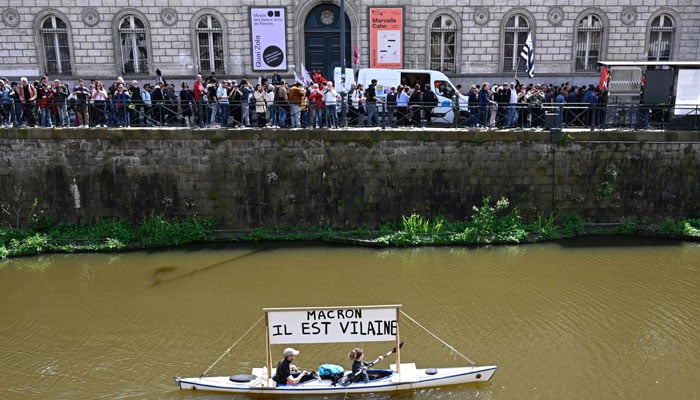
[0,70,612,130]
[461,77,609,129]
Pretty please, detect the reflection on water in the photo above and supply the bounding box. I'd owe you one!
[0,239,698,400]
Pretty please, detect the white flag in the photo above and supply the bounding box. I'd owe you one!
[301,63,313,85]
[520,33,534,78]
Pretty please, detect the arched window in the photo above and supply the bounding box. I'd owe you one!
[118,15,149,74]
[40,15,71,75]
[430,15,457,72]
[196,15,224,74]
[503,14,529,73]
[575,14,603,72]
[648,14,675,61]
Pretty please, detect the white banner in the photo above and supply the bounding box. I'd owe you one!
[251,8,287,71]
[266,306,398,344]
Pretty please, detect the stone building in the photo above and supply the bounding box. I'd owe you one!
[1,1,698,84]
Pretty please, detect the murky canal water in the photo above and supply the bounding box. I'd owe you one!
[0,237,698,400]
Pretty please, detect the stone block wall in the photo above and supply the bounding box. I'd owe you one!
[0,130,698,228]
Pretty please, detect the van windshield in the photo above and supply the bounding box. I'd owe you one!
[434,80,455,98]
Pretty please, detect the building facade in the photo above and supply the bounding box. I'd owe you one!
[1,1,698,83]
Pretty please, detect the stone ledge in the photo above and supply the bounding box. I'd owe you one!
[1,127,698,143]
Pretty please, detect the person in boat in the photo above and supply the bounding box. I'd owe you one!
[275,347,311,385]
[348,347,381,383]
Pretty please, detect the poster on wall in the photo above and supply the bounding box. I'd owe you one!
[250,8,287,71]
[369,7,403,68]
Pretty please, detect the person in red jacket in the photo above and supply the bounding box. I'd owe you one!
[308,83,324,128]
[192,74,206,128]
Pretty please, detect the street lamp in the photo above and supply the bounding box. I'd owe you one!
[339,0,347,127]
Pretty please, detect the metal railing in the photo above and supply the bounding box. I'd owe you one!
[1,99,698,132]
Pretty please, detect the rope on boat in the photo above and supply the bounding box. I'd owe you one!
[200,315,265,378]
[399,310,477,366]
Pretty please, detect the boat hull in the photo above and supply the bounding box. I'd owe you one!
[176,365,497,395]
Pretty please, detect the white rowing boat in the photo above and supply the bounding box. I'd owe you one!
[175,305,497,395]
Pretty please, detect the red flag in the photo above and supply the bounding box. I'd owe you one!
[598,65,610,90]
[353,44,359,65]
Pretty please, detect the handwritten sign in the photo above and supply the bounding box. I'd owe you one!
[266,306,398,344]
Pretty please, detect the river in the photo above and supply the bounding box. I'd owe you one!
[0,237,698,400]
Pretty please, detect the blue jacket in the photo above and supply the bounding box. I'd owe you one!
[478,89,489,106]
[582,90,597,105]
[1,85,13,104]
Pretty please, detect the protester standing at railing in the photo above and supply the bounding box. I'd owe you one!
[409,83,423,126]
[365,79,381,127]
[396,85,409,126]
[477,83,490,128]
[0,78,13,127]
[554,87,567,127]
[11,81,22,127]
[240,80,253,127]
[72,79,90,127]
[193,74,206,128]
[581,84,597,127]
[466,85,478,127]
[597,89,608,129]
[385,86,397,128]
[351,83,366,127]
[322,81,339,128]
[275,80,289,128]
[216,80,230,128]
[288,81,305,128]
[301,89,310,128]
[140,83,152,126]
[52,80,69,127]
[206,78,218,127]
[151,81,165,125]
[264,84,275,126]
[308,83,323,128]
[422,84,438,126]
[253,83,267,127]
[451,90,461,128]
[507,81,518,128]
[113,83,131,127]
[347,83,358,126]
[91,81,109,127]
[227,81,242,127]
[127,81,142,126]
[18,77,37,127]
[179,82,193,127]
[38,81,53,127]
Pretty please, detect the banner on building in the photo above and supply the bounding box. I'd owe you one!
[369,7,403,68]
[250,8,287,71]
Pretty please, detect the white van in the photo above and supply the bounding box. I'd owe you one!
[352,68,467,124]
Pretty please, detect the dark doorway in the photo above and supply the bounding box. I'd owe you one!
[304,4,351,82]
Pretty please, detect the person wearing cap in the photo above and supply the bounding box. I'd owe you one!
[274,347,309,385]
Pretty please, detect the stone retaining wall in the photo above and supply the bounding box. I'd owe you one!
[0,129,698,228]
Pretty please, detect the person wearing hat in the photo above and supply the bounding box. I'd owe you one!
[274,347,309,385]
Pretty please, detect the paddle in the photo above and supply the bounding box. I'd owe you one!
[339,342,403,386]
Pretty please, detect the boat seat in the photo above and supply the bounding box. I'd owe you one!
[229,374,257,382]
